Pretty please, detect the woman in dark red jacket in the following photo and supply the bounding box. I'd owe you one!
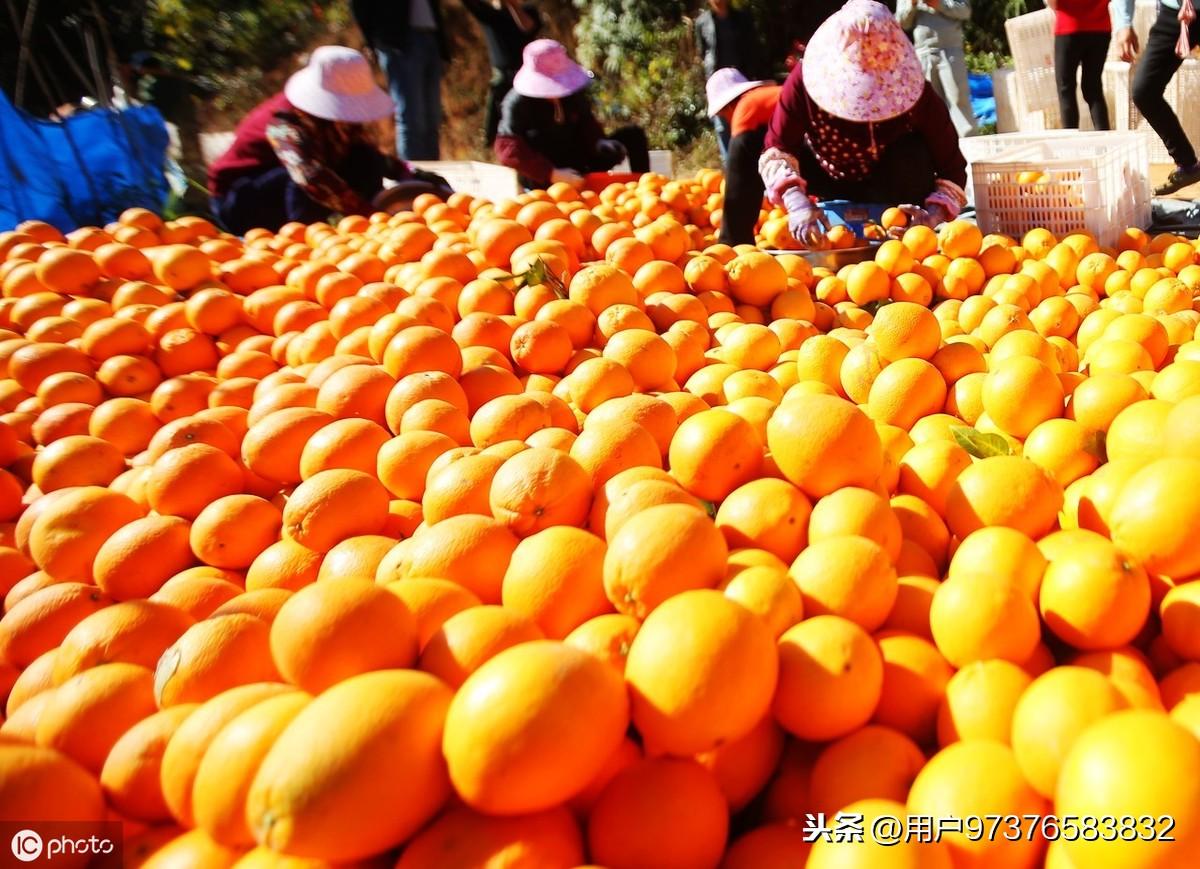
[758,0,967,248]
[208,47,448,235]
[1048,0,1112,130]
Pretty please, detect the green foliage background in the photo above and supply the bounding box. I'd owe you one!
[143,0,351,112]
[1,0,1028,161]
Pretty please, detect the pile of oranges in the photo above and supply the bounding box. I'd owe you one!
[2,169,1200,869]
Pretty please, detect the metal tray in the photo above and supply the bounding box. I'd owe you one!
[762,241,881,269]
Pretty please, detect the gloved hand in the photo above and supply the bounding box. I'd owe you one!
[550,167,585,188]
[888,203,951,237]
[595,138,627,163]
[783,188,831,249]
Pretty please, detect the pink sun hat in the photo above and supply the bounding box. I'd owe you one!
[512,39,593,99]
[706,68,771,117]
[284,46,394,123]
[802,0,925,123]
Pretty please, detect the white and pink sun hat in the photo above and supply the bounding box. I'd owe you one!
[802,0,925,123]
[284,46,394,123]
[706,68,771,117]
[512,39,593,99]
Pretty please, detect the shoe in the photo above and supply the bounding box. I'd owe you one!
[1154,163,1200,196]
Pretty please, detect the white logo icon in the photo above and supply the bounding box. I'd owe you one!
[11,829,43,862]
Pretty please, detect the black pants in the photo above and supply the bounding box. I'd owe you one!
[212,144,388,235]
[604,127,651,174]
[1054,32,1111,130]
[1134,4,1200,167]
[720,126,767,246]
[798,132,937,204]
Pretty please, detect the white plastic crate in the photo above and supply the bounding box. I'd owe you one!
[971,132,1150,245]
[961,130,1089,203]
[992,68,1021,133]
[1004,2,1156,132]
[1005,9,1055,75]
[1006,2,1157,70]
[407,160,520,202]
[1105,58,1200,164]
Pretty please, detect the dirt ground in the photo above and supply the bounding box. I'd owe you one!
[1151,164,1200,201]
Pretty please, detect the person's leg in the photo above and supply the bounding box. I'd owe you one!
[397,35,431,161]
[610,127,650,173]
[375,47,412,159]
[944,48,978,137]
[1079,32,1111,131]
[485,71,514,147]
[216,167,304,235]
[421,32,444,160]
[1133,6,1193,167]
[1054,34,1082,130]
[719,128,767,246]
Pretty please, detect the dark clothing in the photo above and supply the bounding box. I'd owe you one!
[1133,4,1200,167]
[351,0,448,58]
[214,166,332,236]
[796,131,937,203]
[208,92,414,233]
[765,61,967,189]
[462,0,541,73]
[695,8,765,79]
[494,90,649,188]
[376,35,444,159]
[720,85,782,246]
[462,0,542,145]
[1054,32,1111,130]
[721,125,768,246]
[486,71,517,148]
[354,0,446,158]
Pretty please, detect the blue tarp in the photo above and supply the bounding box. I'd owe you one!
[0,89,170,233]
[970,72,997,127]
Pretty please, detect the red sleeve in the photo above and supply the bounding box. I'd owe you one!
[912,88,968,189]
[494,135,554,187]
[765,62,812,155]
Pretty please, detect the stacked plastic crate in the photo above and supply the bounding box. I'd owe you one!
[999,2,1165,136]
[968,131,1151,245]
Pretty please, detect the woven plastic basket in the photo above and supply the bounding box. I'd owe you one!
[1105,59,1200,164]
[971,132,1150,245]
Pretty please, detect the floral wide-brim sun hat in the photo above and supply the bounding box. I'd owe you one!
[802,0,925,123]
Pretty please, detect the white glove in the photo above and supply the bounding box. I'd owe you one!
[783,188,831,250]
[889,203,951,235]
[550,168,585,188]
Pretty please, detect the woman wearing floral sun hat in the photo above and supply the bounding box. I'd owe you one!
[759,0,968,249]
[209,46,451,235]
[494,39,650,190]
